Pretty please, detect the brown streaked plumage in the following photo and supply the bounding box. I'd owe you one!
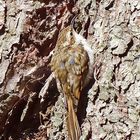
[50,23,94,140]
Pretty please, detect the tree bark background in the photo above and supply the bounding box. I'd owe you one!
[0,0,140,139]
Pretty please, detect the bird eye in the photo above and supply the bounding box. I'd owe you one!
[70,32,73,36]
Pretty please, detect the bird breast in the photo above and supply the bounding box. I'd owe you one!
[72,30,94,86]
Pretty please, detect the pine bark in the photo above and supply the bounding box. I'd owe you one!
[0,0,140,139]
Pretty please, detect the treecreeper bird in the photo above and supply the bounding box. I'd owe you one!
[50,19,94,140]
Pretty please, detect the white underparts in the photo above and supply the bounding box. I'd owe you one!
[73,30,94,86]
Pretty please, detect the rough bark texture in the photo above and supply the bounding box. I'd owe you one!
[0,0,140,139]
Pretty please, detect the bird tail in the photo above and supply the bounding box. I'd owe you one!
[67,96,81,140]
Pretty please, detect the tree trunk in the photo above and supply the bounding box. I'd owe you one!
[0,0,140,139]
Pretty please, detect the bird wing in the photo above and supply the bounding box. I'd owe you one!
[50,44,89,96]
